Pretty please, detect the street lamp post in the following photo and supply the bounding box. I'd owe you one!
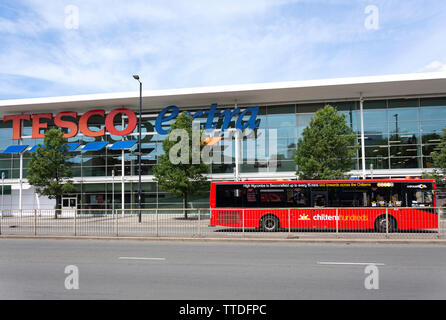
[133,75,143,223]
[111,169,115,216]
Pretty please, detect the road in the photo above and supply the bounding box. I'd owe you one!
[0,238,445,299]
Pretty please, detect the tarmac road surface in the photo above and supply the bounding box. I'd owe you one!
[0,238,445,299]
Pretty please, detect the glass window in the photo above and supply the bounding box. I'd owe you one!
[388,99,419,109]
[297,103,324,113]
[276,137,298,150]
[390,145,420,157]
[389,121,419,135]
[270,160,296,172]
[420,121,446,134]
[363,109,388,123]
[421,107,446,121]
[364,135,388,146]
[390,157,420,169]
[422,144,441,157]
[365,157,389,170]
[249,106,267,128]
[407,189,433,207]
[390,108,419,122]
[271,127,297,138]
[366,146,388,158]
[267,104,296,127]
[388,133,418,145]
[363,100,387,110]
[423,157,434,169]
[421,97,446,106]
[296,113,313,128]
[370,187,391,207]
[364,121,387,136]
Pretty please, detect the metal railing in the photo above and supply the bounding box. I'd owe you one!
[0,207,445,239]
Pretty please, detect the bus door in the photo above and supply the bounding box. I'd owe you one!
[62,197,77,217]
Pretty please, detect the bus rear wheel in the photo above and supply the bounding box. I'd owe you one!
[260,215,280,232]
[374,215,397,233]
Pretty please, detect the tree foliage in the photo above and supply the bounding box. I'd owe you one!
[293,105,358,180]
[423,128,446,190]
[153,113,209,217]
[27,128,75,217]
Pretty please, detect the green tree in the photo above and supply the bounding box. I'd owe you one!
[27,128,76,218]
[153,113,209,218]
[423,128,446,190]
[294,105,358,180]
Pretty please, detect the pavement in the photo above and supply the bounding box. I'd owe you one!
[1,214,445,242]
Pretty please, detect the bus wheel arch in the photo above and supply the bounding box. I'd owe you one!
[259,214,280,232]
[374,214,397,233]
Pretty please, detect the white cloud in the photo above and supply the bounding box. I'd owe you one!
[1,0,446,99]
[420,61,446,73]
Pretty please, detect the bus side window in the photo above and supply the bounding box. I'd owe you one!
[293,188,308,207]
[409,189,433,207]
[371,189,390,207]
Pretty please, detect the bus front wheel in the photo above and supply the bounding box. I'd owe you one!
[260,215,280,232]
[374,215,397,233]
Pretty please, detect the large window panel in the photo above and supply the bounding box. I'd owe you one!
[422,144,441,157]
[390,157,420,169]
[337,108,360,132]
[363,121,388,136]
[297,103,325,114]
[389,120,419,135]
[363,109,388,123]
[211,163,234,174]
[389,134,419,146]
[420,107,446,121]
[390,145,420,158]
[420,121,446,135]
[423,156,434,169]
[240,163,262,173]
[389,108,419,122]
[421,97,446,106]
[364,134,388,146]
[388,99,419,109]
[269,160,296,172]
[267,104,296,127]
[363,100,387,110]
[272,126,297,138]
[422,132,442,145]
[365,157,390,170]
[365,146,388,158]
[276,146,296,160]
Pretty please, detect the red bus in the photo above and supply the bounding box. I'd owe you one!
[209,179,438,232]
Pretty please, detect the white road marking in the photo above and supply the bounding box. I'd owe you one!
[119,257,166,261]
[317,262,385,266]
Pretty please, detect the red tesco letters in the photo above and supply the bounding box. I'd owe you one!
[3,108,137,140]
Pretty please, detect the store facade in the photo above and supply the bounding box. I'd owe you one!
[0,73,445,210]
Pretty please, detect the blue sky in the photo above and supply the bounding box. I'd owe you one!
[0,0,446,100]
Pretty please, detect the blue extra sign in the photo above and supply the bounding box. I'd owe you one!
[155,104,260,135]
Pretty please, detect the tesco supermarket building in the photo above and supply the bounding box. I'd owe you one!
[0,73,445,210]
